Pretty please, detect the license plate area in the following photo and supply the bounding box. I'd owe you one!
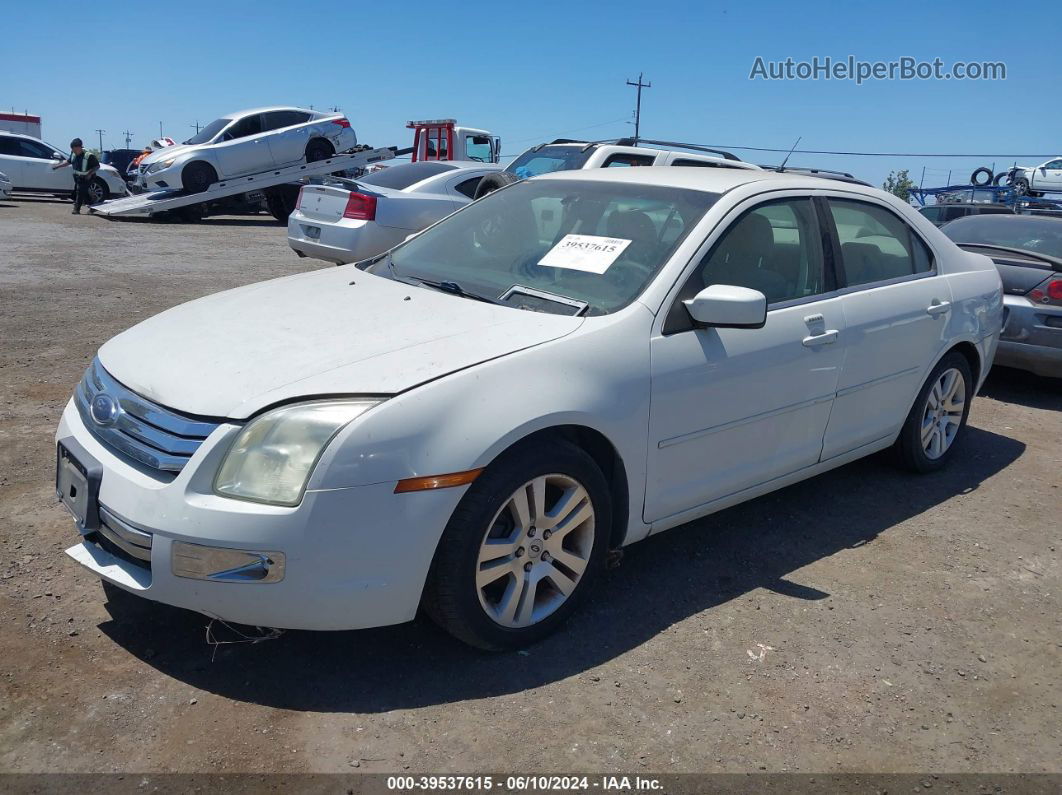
[302,224,321,240]
[56,440,102,531]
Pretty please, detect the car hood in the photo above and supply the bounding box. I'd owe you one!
[97,267,583,419]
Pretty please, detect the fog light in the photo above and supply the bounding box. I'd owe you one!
[171,541,285,583]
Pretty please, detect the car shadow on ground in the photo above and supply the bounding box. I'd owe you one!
[97,215,281,228]
[97,425,1024,713]
[980,366,1062,411]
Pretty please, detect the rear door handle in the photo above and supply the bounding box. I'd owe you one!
[802,330,839,347]
[926,300,951,317]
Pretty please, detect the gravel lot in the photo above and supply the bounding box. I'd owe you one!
[0,197,1059,775]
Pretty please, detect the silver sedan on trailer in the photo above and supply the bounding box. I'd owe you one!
[288,162,503,264]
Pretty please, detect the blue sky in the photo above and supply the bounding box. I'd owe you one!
[6,0,1058,191]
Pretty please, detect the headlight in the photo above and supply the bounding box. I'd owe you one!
[146,158,176,174]
[214,399,382,506]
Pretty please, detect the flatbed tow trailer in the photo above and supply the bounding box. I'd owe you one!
[90,147,396,220]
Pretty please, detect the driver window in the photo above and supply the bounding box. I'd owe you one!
[225,115,263,140]
[691,198,824,305]
[465,135,492,162]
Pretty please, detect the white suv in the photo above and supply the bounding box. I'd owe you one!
[0,132,128,203]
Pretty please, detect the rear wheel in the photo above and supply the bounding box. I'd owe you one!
[893,352,973,473]
[264,184,300,223]
[306,139,334,163]
[182,161,217,194]
[423,440,610,650]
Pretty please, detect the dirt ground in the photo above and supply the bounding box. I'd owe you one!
[0,197,1059,776]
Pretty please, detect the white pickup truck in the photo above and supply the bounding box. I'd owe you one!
[473,138,762,198]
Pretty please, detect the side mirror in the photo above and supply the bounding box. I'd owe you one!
[683,284,767,329]
[51,152,64,160]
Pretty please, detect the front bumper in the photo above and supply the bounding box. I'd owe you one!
[57,399,465,630]
[995,296,1062,378]
[287,210,404,264]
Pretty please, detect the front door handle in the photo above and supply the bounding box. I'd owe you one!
[802,329,839,347]
[926,300,951,317]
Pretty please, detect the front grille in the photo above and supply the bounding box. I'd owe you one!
[75,357,222,474]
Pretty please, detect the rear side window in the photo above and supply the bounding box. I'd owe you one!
[453,176,483,199]
[262,110,311,131]
[828,199,933,286]
[602,153,655,168]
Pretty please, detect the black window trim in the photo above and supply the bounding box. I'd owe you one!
[602,152,656,168]
[662,194,832,335]
[817,193,938,293]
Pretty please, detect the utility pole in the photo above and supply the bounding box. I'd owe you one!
[123,129,134,148]
[626,72,651,145]
[95,129,105,152]
[190,120,200,135]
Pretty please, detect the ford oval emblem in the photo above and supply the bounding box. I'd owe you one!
[90,393,119,426]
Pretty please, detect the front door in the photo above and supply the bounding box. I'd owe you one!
[17,138,72,191]
[645,197,846,523]
[818,195,951,459]
[212,114,272,177]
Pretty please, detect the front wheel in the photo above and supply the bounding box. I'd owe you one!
[1012,176,1030,196]
[182,161,217,194]
[87,177,109,204]
[893,352,973,473]
[423,441,611,650]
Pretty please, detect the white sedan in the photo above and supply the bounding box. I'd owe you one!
[55,167,1002,649]
[288,161,503,264]
[136,106,357,193]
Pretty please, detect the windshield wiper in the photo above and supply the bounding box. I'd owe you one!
[412,277,503,305]
[956,242,1062,269]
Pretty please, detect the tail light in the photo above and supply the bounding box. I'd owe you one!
[331,118,351,129]
[1028,275,1062,306]
[342,192,377,221]
[295,186,304,210]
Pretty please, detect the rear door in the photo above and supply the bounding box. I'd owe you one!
[818,194,950,460]
[212,114,272,177]
[262,110,313,166]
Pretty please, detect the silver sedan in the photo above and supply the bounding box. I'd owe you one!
[288,162,502,264]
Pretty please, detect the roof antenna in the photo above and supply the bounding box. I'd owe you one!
[778,136,801,171]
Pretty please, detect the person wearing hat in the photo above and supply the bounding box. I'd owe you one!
[51,138,100,214]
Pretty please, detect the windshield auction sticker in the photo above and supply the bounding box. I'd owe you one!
[539,234,632,274]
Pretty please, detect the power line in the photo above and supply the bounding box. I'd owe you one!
[696,143,1056,158]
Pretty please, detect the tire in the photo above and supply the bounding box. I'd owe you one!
[473,170,521,200]
[1012,176,1030,196]
[993,169,1014,187]
[305,139,334,163]
[423,440,611,650]
[264,184,301,223]
[87,177,109,205]
[893,351,973,473]
[182,161,217,194]
[970,167,993,186]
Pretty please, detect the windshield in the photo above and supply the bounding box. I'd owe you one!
[360,162,457,190]
[184,118,232,146]
[942,215,1062,260]
[371,179,717,315]
[506,146,594,178]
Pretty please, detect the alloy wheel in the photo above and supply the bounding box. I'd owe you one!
[921,367,966,459]
[476,474,595,628]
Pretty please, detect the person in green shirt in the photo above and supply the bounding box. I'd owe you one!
[51,138,99,214]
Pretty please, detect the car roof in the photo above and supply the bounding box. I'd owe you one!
[224,106,320,119]
[531,165,876,195]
